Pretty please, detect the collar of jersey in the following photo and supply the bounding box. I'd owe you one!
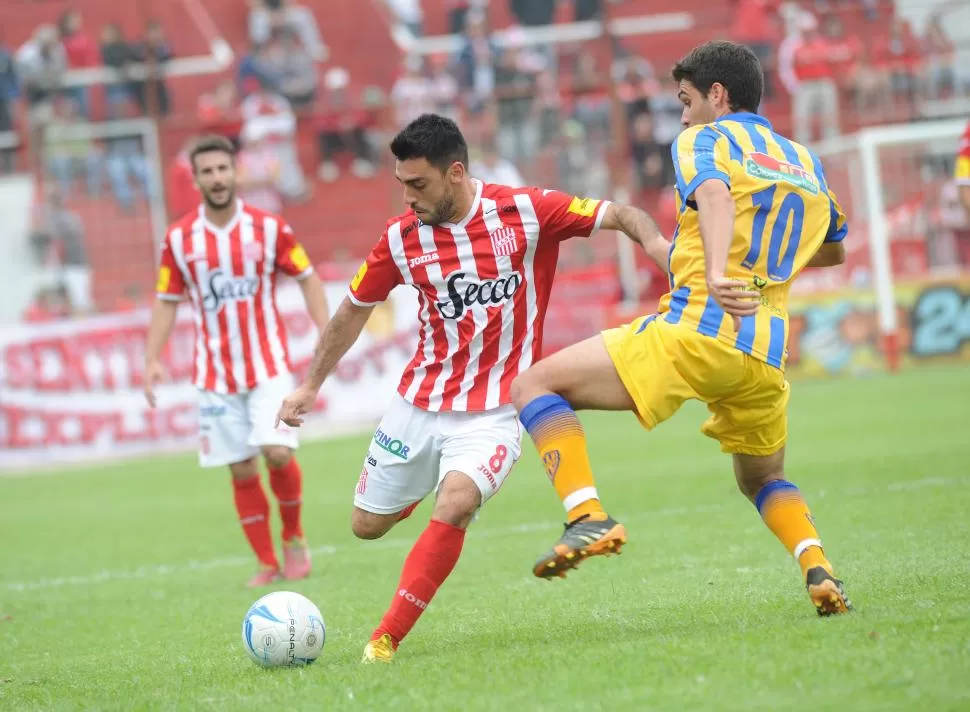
[715,112,772,130]
[441,178,484,229]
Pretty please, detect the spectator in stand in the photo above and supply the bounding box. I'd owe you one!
[787,13,840,144]
[17,25,66,126]
[29,183,91,313]
[248,0,326,62]
[237,43,277,94]
[0,39,18,173]
[510,0,556,27]
[821,14,863,98]
[237,123,284,213]
[922,14,955,100]
[471,139,525,187]
[165,139,197,220]
[613,53,659,122]
[873,18,921,106]
[240,76,309,200]
[391,55,436,128]
[99,23,138,118]
[493,32,541,161]
[315,67,376,183]
[454,10,498,115]
[629,111,669,191]
[197,79,243,147]
[58,10,97,119]
[569,49,611,141]
[132,20,173,117]
[260,29,318,110]
[44,97,103,199]
[427,52,459,121]
[534,66,562,148]
[24,284,73,322]
[731,0,780,100]
[574,0,602,21]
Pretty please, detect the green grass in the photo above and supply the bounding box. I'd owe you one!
[2,366,969,711]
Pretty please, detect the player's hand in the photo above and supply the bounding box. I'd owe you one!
[707,276,761,332]
[144,361,167,408]
[276,384,318,429]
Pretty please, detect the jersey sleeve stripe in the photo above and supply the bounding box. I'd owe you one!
[156,293,182,301]
[592,199,611,233]
[347,290,383,307]
[294,266,315,281]
[824,198,848,243]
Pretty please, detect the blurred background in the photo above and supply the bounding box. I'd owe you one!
[1,0,969,467]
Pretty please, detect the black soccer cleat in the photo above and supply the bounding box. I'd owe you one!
[533,514,627,579]
[806,566,853,616]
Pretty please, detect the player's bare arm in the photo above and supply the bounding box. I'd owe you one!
[958,184,970,215]
[143,298,179,408]
[599,202,670,271]
[806,241,846,269]
[297,271,331,335]
[276,297,374,427]
[694,178,760,330]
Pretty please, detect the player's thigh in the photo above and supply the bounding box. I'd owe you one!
[513,334,635,411]
[702,358,790,457]
[600,316,698,429]
[198,389,258,468]
[353,395,439,517]
[246,372,299,452]
[437,406,523,511]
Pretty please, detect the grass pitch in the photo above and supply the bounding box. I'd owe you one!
[2,366,969,711]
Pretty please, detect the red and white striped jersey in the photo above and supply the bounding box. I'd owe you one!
[348,179,610,412]
[155,200,315,393]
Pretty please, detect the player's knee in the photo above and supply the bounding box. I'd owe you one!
[261,446,292,469]
[433,474,481,528]
[510,370,539,410]
[229,458,260,481]
[351,508,393,540]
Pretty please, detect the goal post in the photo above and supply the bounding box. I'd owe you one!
[812,117,969,374]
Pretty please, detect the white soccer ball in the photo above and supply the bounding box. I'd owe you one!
[241,591,326,668]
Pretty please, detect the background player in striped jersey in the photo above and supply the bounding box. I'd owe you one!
[144,135,331,588]
[276,114,670,662]
[512,41,854,616]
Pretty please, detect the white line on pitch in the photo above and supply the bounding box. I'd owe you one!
[2,476,960,593]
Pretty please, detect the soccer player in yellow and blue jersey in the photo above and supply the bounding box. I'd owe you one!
[511,41,853,616]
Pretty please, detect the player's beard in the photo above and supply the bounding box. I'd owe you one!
[202,184,235,211]
[423,190,456,226]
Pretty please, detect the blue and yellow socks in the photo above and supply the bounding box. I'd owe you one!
[519,394,605,522]
[756,480,832,577]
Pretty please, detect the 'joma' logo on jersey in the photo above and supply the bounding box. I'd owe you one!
[745,152,819,195]
[202,269,260,312]
[436,271,522,320]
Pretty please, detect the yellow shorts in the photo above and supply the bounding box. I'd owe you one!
[602,315,789,456]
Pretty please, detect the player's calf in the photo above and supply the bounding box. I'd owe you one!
[431,472,482,529]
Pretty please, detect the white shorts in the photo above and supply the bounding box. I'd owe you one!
[354,394,522,515]
[197,373,299,468]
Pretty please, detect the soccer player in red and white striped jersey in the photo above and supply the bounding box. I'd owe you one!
[277,114,669,662]
[144,135,331,588]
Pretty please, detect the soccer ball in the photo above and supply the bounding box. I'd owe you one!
[241,591,326,667]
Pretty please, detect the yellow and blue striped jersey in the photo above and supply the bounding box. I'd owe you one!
[660,112,848,370]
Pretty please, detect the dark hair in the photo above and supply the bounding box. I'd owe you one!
[189,135,236,171]
[390,113,469,172]
[672,40,763,113]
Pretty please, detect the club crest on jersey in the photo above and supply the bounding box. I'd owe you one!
[489,226,518,257]
[202,269,260,312]
[745,152,819,194]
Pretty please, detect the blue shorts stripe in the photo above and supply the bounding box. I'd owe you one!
[635,314,658,334]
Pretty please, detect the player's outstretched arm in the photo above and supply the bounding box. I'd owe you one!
[598,202,670,272]
[144,299,179,408]
[276,297,374,427]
